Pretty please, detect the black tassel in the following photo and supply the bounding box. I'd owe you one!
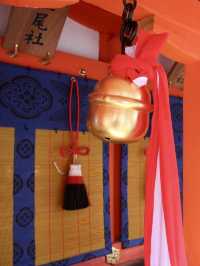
[63,183,89,210]
[63,164,89,211]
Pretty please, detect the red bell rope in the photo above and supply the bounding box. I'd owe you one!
[69,78,80,133]
[60,77,90,158]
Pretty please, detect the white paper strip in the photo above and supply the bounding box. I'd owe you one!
[150,153,171,266]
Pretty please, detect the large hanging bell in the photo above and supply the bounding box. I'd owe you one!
[87,75,153,143]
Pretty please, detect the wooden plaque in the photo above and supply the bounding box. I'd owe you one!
[3,7,68,58]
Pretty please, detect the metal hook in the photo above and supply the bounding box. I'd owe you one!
[41,51,51,65]
[73,154,78,164]
[53,161,66,176]
[71,76,76,83]
[7,43,19,58]
[79,68,87,78]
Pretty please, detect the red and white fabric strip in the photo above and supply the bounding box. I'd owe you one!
[151,152,171,266]
[144,66,187,266]
[66,176,84,185]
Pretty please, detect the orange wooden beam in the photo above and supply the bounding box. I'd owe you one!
[0,0,78,8]
[83,0,148,19]
[154,16,200,64]
[83,0,200,64]
[99,34,120,62]
[169,86,183,98]
[69,2,153,35]
[0,38,182,98]
[0,38,109,81]
[98,15,154,63]
[1,0,199,63]
[69,1,122,35]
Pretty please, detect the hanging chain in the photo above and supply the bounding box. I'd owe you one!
[120,0,138,54]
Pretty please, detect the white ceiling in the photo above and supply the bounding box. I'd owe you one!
[58,18,99,60]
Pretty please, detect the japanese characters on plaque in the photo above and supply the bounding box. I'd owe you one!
[24,11,50,46]
[3,7,68,58]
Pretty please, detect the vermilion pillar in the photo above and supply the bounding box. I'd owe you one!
[184,61,200,265]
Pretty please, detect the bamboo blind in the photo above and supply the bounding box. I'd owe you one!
[127,138,149,240]
[0,127,14,266]
[35,130,105,265]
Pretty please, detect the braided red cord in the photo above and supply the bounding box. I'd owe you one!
[68,78,80,132]
[60,78,90,158]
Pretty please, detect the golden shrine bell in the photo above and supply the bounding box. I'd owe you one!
[87,76,153,143]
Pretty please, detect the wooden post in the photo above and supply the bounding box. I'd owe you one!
[99,15,154,62]
[184,61,200,265]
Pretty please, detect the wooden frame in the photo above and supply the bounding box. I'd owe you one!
[0,37,182,97]
[0,0,199,63]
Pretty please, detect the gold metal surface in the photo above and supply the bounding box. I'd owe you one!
[87,76,153,143]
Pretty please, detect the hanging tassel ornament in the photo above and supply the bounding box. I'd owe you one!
[63,156,89,210]
[60,77,90,211]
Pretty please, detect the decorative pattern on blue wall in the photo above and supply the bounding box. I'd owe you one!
[0,62,111,266]
[0,76,53,119]
[170,96,183,193]
[120,95,183,248]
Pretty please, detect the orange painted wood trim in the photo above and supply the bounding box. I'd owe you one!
[184,62,200,266]
[0,0,78,8]
[0,0,146,20]
[1,0,199,63]
[99,33,111,62]
[83,0,200,64]
[69,1,122,35]
[0,38,182,98]
[0,39,109,81]
[105,35,121,62]
[169,86,183,98]
[83,0,147,19]
[154,17,200,64]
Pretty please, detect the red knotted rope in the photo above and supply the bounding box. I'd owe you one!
[60,77,90,158]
